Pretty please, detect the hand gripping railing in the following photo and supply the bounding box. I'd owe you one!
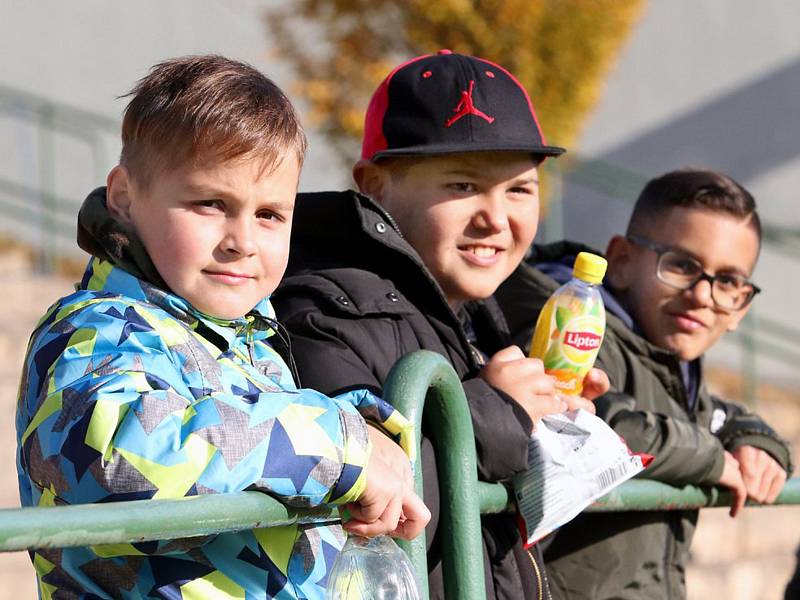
[2,349,799,600]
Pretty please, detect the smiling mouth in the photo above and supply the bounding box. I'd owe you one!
[458,244,505,268]
[671,312,708,331]
[462,245,499,257]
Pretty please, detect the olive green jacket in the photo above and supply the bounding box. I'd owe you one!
[496,242,793,600]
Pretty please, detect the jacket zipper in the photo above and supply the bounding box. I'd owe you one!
[527,549,545,600]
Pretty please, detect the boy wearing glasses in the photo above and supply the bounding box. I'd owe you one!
[496,167,792,600]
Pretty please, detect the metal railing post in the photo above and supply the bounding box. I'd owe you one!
[383,350,486,600]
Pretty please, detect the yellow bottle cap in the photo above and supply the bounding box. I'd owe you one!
[573,252,607,284]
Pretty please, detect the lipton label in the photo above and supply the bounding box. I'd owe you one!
[564,331,602,351]
[559,315,605,366]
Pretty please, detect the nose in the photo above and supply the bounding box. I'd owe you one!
[221,215,257,257]
[472,191,509,234]
[686,277,714,308]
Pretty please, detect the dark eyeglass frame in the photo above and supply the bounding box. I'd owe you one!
[626,234,761,310]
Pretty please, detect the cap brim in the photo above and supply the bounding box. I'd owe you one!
[370,141,566,161]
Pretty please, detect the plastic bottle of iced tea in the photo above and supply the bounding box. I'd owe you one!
[529,252,607,396]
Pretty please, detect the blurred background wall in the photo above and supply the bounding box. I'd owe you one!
[0,2,798,598]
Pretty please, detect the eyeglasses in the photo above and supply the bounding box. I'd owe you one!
[626,235,761,311]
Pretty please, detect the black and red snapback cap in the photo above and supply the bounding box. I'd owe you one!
[361,49,565,161]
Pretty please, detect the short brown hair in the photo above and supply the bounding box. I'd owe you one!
[120,54,307,185]
[627,167,761,245]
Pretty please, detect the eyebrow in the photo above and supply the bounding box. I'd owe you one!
[263,200,295,211]
[184,185,294,211]
[440,169,539,185]
[184,183,232,197]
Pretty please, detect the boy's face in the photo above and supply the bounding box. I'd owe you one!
[607,206,759,361]
[111,154,299,320]
[356,151,540,307]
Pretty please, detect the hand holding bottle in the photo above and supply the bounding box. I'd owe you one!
[480,345,563,430]
[345,426,430,540]
[562,368,611,414]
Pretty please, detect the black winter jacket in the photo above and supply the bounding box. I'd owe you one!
[274,190,547,600]
[496,241,793,600]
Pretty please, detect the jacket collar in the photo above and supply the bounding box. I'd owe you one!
[289,190,423,264]
[78,187,168,290]
[288,190,442,296]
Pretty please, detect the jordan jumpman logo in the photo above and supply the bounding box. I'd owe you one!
[445,80,495,128]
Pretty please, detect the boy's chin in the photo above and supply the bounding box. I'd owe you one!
[449,284,500,306]
[190,299,256,321]
[662,335,708,362]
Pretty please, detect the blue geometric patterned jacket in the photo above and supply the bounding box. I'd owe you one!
[16,256,412,599]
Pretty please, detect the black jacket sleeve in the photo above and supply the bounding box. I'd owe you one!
[275,296,531,483]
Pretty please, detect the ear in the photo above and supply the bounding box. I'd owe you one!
[725,303,752,333]
[604,235,636,292]
[352,159,390,203]
[106,165,135,224]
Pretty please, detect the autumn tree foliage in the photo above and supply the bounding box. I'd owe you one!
[266,0,645,164]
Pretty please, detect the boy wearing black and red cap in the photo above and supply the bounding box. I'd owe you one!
[273,50,608,599]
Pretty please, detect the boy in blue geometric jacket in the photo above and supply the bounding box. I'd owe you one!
[16,54,428,599]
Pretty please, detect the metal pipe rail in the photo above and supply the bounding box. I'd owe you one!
[477,477,800,514]
[3,350,799,600]
[5,477,796,554]
[0,492,336,553]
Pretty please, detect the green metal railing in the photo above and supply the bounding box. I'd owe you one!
[3,350,799,599]
[0,492,336,553]
[477,475,800,514]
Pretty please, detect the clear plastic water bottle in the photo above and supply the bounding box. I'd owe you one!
[326,535,420,600]
[529,252,608,396]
